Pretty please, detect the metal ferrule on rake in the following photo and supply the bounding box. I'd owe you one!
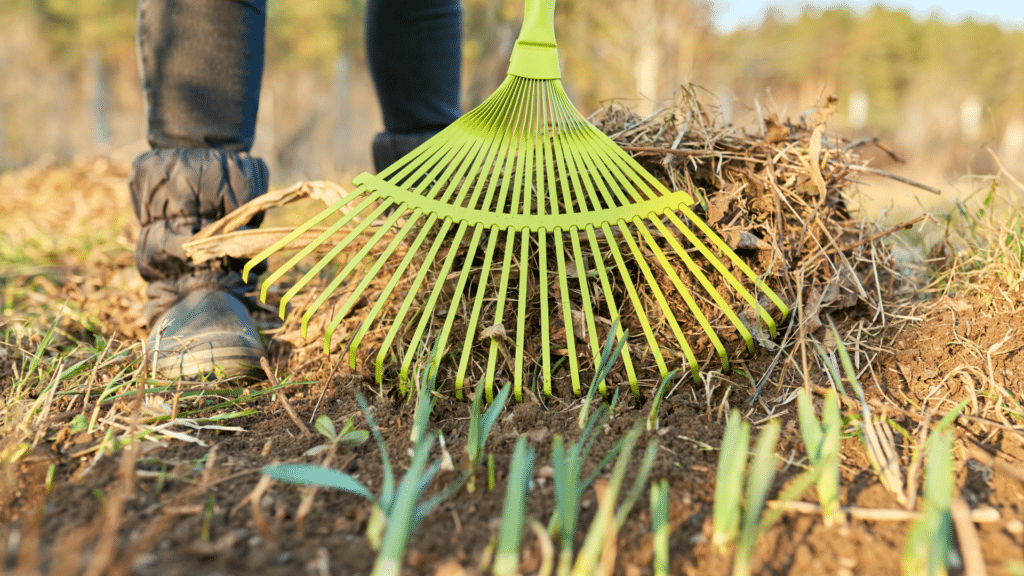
[247,0,789,402]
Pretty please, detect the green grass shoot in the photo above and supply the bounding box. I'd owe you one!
[902,430,954,576]
[493,436,536,576]
[467,380,512,492]
[732,419,781,576]
[797,387,843,526]
[650,479,670,576]
[647,370,675,431]
[713,409,750,553]
[571,423,658,576]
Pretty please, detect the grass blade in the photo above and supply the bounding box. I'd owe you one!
[493,436,536,576]
[713,409,749,553]
[733,419,780,576]
[651,479,670,576]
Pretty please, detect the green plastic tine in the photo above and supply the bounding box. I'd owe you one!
[333,212,437,381]
[583,225,638,393]
[369,79,531,389]
[569,232,601,360]
[665,210,779,340]
[481,79,531,401]
[633,217,719,375]
[649,215,750,357]
[260,193,379,306]
[435,223,485,394]
[371,217,455,391]
[602,222,668,382]
[399,221,470,386]
[514,230,529,401]
[278,199,398,318]
[553,232,581,395]
[453,227,500,399]
[318,209,425,349]
[484,228,517,401]
[538,232,552,396]
[288,201,394,334]
[450,81,527,398]
[418,86,523,387]
[243,185,364,284]
[548,87,604,375]
[618,217,699,378]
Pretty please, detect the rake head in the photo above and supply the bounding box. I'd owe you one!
[245,0,789,401]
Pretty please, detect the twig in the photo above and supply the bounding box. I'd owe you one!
[619,144,709,157]
[798,214,933,268]
[950,498,988,576]
[842,137,905,163]
[846,164,942,195]
[765,500,1000,523]
[261,357,310,436]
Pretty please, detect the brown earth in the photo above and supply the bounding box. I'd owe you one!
[2,154,1024,576]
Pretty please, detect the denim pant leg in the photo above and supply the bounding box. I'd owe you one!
[137,0,266,151]
[366,0,462,135]
[132,0,269,326]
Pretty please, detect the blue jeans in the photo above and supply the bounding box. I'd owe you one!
[131,0,462,326]
[137,0,462,150]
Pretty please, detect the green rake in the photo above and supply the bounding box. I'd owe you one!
[244,0,788,401]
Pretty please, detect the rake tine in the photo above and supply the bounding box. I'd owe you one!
[436,223,486,395]
[259,193,380,306]
[372,217,455,391]
[633,217,714,376]
[453,227,501,399]
[553,231,581,395]
[569,232,601,360]
[242,185,364,283]
[584,225,638,394]
[484,228,517,402]
[649,216,745,359]
[671,208,788,331]
[602,222,668,379]
[281,199,397,318]
[538,231,552,396]
[514,230,530,401]
[664,211,772,348]
[619,217,699,378]
[292,202,398,336]
[399,220,471,388]
[319,209,426,349]
[335,212,438,380]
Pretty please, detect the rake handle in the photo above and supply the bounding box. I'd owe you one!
[509,0,561,80]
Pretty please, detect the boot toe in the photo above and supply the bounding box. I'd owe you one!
[148,289,266,381]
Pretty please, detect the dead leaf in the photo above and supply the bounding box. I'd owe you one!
[722,229,771,250]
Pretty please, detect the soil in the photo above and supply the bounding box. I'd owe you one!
[3,160,1024,576]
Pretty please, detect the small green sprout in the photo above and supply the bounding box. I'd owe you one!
[467,381,511,492]
[797,387,843,526]
[579,319,628,428]
[493,436,536,576]
[650,479,670,576]
[713,409,750,553]
[733,419,781,576]
[647,370,676,431]
[571,423,658,576]
[304,414,369,458]
[903,430,955,576]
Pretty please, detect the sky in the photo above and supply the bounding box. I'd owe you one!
[712,0,1024,32]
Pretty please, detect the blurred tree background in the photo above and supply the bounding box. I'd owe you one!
[1,0,1022,184]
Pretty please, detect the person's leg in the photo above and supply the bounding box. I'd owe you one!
[131,0,269,379]
[365,0,462,172]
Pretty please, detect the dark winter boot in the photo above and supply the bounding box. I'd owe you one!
[130,148,269,380]
[371,131,440,173]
